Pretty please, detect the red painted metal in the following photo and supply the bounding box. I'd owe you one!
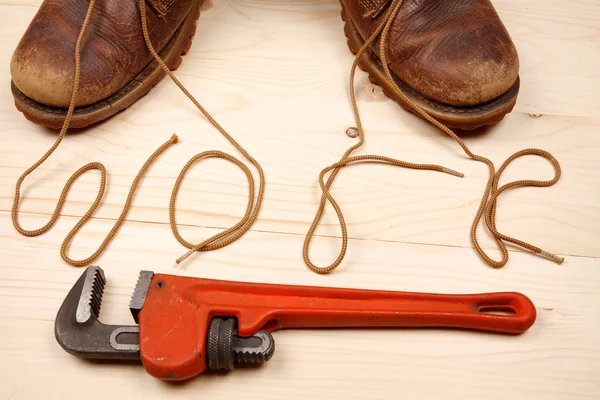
[138,275,536,380]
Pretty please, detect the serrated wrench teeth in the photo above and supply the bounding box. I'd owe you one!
[75,267,105,323]
[55,266,140,360]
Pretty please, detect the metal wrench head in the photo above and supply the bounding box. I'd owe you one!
[55,266,140,360]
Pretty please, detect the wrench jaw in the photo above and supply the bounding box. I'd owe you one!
[56,267,276,377]
[55,266,141,360]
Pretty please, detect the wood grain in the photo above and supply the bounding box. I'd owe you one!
[0,0,599,398]
[1,212,599,399]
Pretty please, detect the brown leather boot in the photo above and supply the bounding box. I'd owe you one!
[340,0,520,130]
[10,0,202,129]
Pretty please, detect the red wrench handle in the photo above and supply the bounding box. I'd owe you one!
[237,288,536,334]
[138,276,536,380]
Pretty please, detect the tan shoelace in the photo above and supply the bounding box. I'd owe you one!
[303,0,563,274]
[12,0,264,267]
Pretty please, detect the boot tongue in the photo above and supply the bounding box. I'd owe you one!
[359,0,392,19]
[146,0,177,16]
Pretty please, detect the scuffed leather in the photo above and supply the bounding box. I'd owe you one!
[10,0,195,107]
[343,0,519,106]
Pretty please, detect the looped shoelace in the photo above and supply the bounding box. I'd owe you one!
[303,0,563,274]
[11,0,264,267]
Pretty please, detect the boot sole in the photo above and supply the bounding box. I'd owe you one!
[340,6,519,131]
[11,0,202,129]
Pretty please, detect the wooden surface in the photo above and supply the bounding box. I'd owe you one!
[1,0,599,398]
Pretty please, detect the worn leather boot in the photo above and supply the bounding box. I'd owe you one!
[340,0,520,129]
[10,0,202,129]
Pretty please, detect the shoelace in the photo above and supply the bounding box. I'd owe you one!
[11,0,264,266]
[303,0,563,274]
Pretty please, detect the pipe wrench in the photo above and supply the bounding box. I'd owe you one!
[55,266,536,380]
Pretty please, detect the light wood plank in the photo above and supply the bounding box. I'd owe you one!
[0,212,599,399]
[2,102,598,259]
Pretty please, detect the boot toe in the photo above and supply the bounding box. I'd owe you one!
[11,41,76,108]
[9,0,142,109]
[397,31,520,107]
[10,20,126,109]
[383,0,520,107]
